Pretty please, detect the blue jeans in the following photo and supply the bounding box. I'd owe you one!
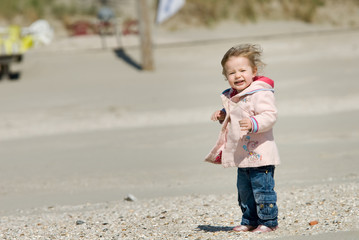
[237,165,278,228]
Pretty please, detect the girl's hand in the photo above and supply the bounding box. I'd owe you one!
[211,110,226,121]
[239,118,252,131]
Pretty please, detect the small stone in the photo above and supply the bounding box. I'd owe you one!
[76,220,85,225]
[124,194,137,202]
[309,220,318,226]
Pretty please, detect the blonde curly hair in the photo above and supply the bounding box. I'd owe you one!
[221,44,265,76]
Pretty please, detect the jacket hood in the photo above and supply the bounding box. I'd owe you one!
[222,76,275,99]
[245,76,274,92]
[254,76,274,88]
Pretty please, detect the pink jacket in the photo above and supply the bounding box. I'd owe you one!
[205,76,280,168]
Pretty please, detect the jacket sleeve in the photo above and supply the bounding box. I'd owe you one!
[249,90,277,133]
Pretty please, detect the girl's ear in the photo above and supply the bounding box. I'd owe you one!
[253,67,258,76]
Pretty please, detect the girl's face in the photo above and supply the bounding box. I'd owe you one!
[224,56,257,93]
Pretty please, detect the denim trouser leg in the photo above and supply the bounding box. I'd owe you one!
[237,166,278,228]
[237,168,259,226]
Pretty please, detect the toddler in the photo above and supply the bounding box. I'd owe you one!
[205,44,280,233]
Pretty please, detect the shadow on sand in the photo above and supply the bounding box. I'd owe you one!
[196,225,234,232]
[113,47,142,70]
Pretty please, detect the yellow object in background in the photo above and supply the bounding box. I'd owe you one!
[3,39,15,54]
[1,20,53,55]
[21,35,33,53]
[2,39,22,55]
[8,25,21,41]
[0,38,3,54]
[0,25,34,55]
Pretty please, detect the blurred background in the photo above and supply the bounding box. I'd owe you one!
[1,0,359,36]
[0,0,359,213]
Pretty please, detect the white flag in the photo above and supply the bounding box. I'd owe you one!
[156,0,185,24]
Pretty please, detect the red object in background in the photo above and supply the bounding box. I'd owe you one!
[97,20,114,35]
[122,20,139,35]
[71,21,93,36]
[69,19,139,36]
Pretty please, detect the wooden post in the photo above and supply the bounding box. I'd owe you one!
[137,0,154,71]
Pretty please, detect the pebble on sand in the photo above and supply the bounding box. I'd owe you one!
[309,220,319,226]
[124,194,137,202]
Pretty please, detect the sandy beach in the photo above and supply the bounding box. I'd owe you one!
[0,21,359,239]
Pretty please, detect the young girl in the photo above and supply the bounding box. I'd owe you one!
[205,44,280,233]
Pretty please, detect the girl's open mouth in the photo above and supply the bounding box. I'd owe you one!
[234,80,244,85]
